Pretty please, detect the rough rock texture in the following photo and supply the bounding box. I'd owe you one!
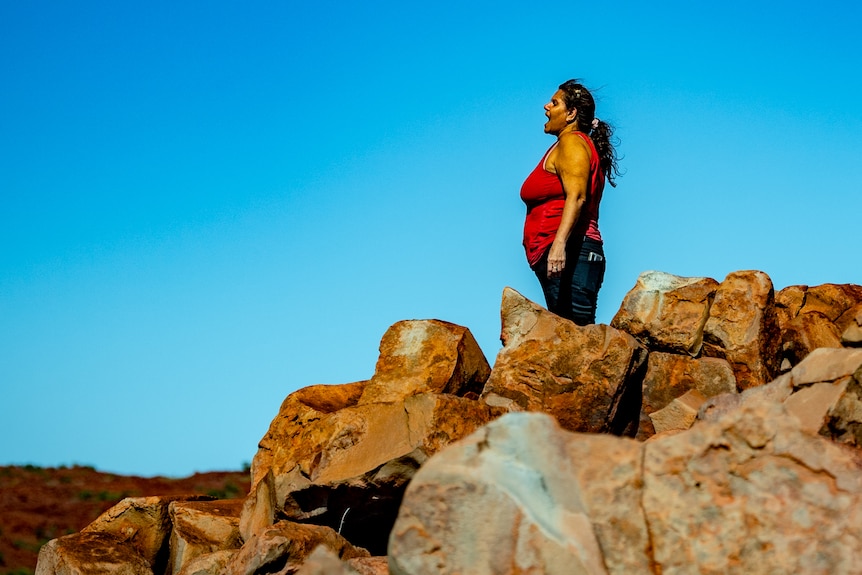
[643,399,862,573]
[701,348,862,449]
[35,531,154,575]
[649,388,706,434]
[842,305,862,346]
[775,284,862,363]
[244,392,501,555]
[347,556,390,575]
[293,546,388,575]
[242,321,501,556]
[482,287,647,436]
[175,550,236,575]
[294,545,361,575]
[226,521,368,575]
[168,499,243,575]
[702,270,782,390]
[610,270,718,356]
[36,272,862,575]
[81,495,210,573]
[389,412,648,575]
[784,348,862,446]
[391,403,862,574]
[358,319,490,404]
[780,311,843,365]
[638,352,737,439]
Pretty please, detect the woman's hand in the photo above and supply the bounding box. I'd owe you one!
[547,239,566,278]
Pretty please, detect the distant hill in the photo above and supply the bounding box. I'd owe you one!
[0,464,249,575]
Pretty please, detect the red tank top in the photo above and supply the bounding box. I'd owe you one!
[520,133,604,266]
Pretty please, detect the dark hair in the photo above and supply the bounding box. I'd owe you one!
[558,79,621,187]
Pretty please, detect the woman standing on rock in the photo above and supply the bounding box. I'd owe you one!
[520,79,620,325]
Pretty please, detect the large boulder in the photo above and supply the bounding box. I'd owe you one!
[780,311,843,366]
[643,397,862,573]
[775,284,862,364]
[79,495,211,573]
[702,270,782,390]
[388,412,649,575]
[242,321,501,555]
[35,531,154,575]
[637,352,737,439]
[481,287,647,436]
[700,347,862,449]
[168,499,244,575]
[390,398,862,574]
[610,270,719,356]
[358,319,490,404]
[842,305,862,346]
[176,550,236,575]
[226,521,368,575]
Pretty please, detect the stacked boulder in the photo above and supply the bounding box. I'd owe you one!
[36,270,862,574]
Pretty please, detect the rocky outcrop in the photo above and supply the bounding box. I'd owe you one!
[225,521,368,575]
[610,270,718,356]
[481,287,647,436]
[700,270,782,390]
[168,499,243,575]
[776,284,862,362]
[390,380,862,574]
[241,320,503,556]
[637,352,737,439]
[388,412,647,575]
[36,270,862,575]
[36,531,155,575]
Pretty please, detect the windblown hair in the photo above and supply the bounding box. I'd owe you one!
[558,79,621,187]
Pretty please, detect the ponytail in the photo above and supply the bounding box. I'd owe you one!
[558,79,621,187]
[589,119,620,188]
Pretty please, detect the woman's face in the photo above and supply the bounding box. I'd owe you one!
[543,89,575,135]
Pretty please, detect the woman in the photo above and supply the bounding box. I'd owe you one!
[520,79,620,325]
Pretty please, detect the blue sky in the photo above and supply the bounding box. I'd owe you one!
[2,1,860,476]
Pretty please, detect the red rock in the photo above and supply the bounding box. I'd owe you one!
[81,495,211,573]
[358,320,490,404]
[36,531,153,575]
[702,270,782,390]
[611,270,719,356]
[389,412,649,575]
[226,521,368,575]
[243,320,502,556]
[780,311,843,366]
[643,399,862,573]
[649,389,706,434]
[799,283,862,322]
[637,352,736,440]
[168,499,244,575]
[482,288,647,436]
[839,304,862,346]
[775,284,808,328]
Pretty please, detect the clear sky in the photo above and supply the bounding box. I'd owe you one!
[2,1,860,477]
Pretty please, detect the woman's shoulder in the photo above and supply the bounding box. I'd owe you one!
[555,131,592,161]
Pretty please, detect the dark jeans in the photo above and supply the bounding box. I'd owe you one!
[532,237,605,325]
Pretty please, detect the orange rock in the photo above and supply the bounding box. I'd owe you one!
[168,499,243,574]
[226,521,368,575]
[780,311,842,366]
[611,270,719,356]
[482,288,647,436]
[637,352,736,440]
[36,531,153,575]
[243,320,501,556]
[81,495,211,572]
[799,283,862,322]
[702,270,782,390]
[389,412,649,575]
[358,319,490,404]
